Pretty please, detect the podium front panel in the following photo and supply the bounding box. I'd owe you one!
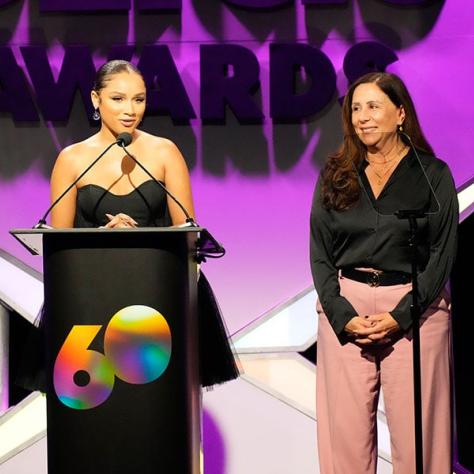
[42,231,200,474]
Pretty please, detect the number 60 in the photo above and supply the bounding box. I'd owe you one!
[53,305,172,410]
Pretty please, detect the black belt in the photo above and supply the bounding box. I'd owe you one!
[341,268,411,287]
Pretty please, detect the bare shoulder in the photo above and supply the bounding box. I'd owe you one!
[52,136,102,178]
[55,137,96,163]
[52,142,81,175]
[138,131,186,165]
[139,131,181,154]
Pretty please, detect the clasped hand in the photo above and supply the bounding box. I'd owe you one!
[344,313,400,345]
[102,213,138,228]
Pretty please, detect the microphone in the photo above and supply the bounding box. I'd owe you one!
[116,132,132,147]
[117,132,225,260]
[34,135,125,229]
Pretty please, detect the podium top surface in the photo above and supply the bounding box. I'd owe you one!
[10,226,204,256]
[10,226,203,235]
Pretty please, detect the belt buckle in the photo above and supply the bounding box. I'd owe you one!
[367,272,380,287]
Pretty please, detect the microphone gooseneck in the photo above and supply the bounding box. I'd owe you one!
[118,139,196,226]
[397,131,441,215]
[118,139,225,260]
[351,131,441,217]
[34,131,225,260]
[35,137,123,229]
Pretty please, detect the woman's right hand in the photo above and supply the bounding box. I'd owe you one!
[344,316,377,345]
[102,213,138,228]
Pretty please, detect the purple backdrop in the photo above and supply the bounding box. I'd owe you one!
[1,0,473,338]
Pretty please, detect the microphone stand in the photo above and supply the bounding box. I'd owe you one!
[34,131,225,260]
[395,208,427,474]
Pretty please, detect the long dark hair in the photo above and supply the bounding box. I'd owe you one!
[93,60,143,93]
[320,72,433,211]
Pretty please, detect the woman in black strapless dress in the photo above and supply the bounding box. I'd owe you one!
[22,59,238,390]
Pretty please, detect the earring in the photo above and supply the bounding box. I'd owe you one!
[398,124,403,133]
[92,109,100,121]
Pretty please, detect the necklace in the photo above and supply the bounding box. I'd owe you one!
[366,153,398,166]
[366,146,407,185]
[369,159,398,185]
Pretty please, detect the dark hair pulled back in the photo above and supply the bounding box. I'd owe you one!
[93,60,143,93]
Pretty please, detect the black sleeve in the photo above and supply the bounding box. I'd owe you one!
[390,163,458,330]
[309,179,358,335]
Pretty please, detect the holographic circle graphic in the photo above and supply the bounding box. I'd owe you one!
[104,305,172,384]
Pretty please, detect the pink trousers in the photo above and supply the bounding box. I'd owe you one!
[316,276,451,474]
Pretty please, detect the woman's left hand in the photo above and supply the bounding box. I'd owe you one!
[354,312,400,345]
[104,213,138,228]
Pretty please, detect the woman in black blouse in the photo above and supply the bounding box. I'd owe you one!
[310,72,457,473]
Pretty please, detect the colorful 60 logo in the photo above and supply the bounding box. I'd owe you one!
[53,305,172,410]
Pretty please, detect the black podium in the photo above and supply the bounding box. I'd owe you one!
[11,227,203,474]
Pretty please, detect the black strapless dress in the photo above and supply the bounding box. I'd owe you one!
[74,180,172,228]
[18,181,239,390]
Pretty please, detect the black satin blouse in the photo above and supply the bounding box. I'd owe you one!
[310,148,458,336]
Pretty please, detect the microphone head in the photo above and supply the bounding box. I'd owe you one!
[117,132,133,147]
